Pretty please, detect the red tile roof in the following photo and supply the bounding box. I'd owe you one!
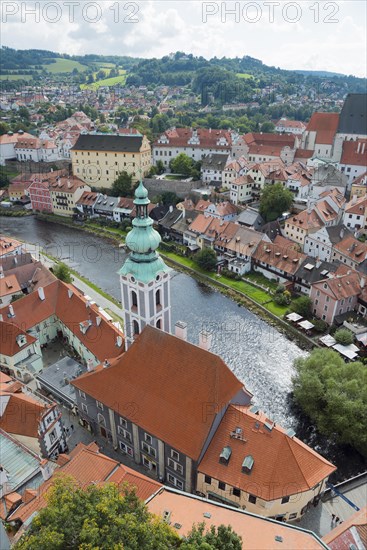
[198,405,335,501]
[9,442,161,523]
[72,326,246,460]
[305,113,339,145]
[0,280,124,363]
[333,235,367,264]
[0,393,47,439]
[154,128,232,149]
[340,139,367,166]
[312,271,362,301]
[287,210,324,231]
[253,242,307,275]
[0,274,21,297]
[49,176,87,194]
[0,321,36,356]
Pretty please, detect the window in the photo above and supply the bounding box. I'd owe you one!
[167,474,183,490]
[97,413,106,426]
[145,433,152,444]
[233,487,241,497]
[289,513,297,520]
[204,475,211,484]
[49,429,57,443]
[248,494,257,504]
[81,403,88,413]
[281,495,290,504]
[131,291,138,308]
[218,481,226,490]
[79,390,86,399]
[142,441,156,457]
[133,320,139,335]
[120,417,127,428]
[118,426,132,441]
[168,458,183,474]
[171,450,179,461]
[155,289,161,307]
[119,441,134,457]
[96,401,103,410]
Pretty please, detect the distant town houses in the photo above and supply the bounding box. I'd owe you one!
[275,117,306,135]
[15,137,60,163]
[0,130,33,165]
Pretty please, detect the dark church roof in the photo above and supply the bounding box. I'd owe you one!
[338,94,367,135]
[71,134,144,152]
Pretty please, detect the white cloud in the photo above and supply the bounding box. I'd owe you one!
[1,0,366,76]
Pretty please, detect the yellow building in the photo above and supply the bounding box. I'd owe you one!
[284,209,323,245]
[49,176,90,216]
[197,405,335,522]
[71,134,152,190]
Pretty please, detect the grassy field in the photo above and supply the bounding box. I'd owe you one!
[0,74,32,80]
[236,73,254,79]
[81,71,127,90]
[42,58,89,73]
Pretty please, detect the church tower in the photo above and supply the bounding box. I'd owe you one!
[119,181,171,348]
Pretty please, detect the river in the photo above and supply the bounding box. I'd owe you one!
[2,216,365,478]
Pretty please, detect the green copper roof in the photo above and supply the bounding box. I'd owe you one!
[119,180,171,284]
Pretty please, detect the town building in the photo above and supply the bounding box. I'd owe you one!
[204,201,237,221]
[275,118,306,135]
[147,487,328,549]
[71,134,152,188]
[15,137,59,163]
[243,133,299,165]
[0,236,23,258]
[351,171,367,198]
[338,139,367,187]
[284,210,324,246]
[301,113,339,160]
[75,190,99,218]
[222,156,249,188]
[0,281,125,379]
[331,235,367,271]
[0,372,66,458]
[230,175,254,205]
[342,195,367,235]
[310,269,362,324]
[49,176,90,217]
[304,225,352,262]
[322,506,367,550]
[153,127,232,167]
[197,404,335,521]
[252,242,306,283]
[72,324,253,493]
[0,131,33,165]
[201,153,229,184]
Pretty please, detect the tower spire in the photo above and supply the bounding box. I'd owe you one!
[119,180,171,347]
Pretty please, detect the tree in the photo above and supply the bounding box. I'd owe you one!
[195,248,217,272]
[156,160,165,175]
[181,523,242,550]
[0,121,10,135]
[291,296,312,318]
[161,191,179,205]
[292,349,367,456]
[334,328,354,346]
[14,476,181,550]
[170,153,194,176]
[259,183,293,222]
[111,171,133,197]
[53,263,72,284]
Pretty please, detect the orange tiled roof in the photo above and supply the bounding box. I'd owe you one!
[333,235,367,263]
[0,274,21,297]
[0,236,22,257]
[0,392,48,438]
[72,326,246,460]
[0,280,124,363]
[195,199,212,212]
[0,321,36,356]
[154,128,232,149]
[287,210,324,231]
[305,112,339,145]
[341,139,367,166]
[345,195,367,215]
[49,176,87,194]
[76,191,98,206]
[148,489,326,549]
[232,175,254,186]
[10,442,161,524]
[312,271,361,301]
[253,242,306,275]
[198,405,335,501]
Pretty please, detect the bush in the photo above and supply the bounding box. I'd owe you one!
[334,328,354,346]
[291,296,312,318]
[313,319,328,333]
[275,284,286,294]
[195,248,217,272]
[274,291,291,306]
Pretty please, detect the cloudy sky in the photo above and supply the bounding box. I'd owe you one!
[2,0,366,76]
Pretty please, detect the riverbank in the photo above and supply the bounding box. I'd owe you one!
[31,214,318,350]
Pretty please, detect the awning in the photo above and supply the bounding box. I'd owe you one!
[188,245,200,251]
[319,335,336,347]
[332,343,359,360]
[298,320,314,330]
[356,332,367,346]
[286,313,303,322]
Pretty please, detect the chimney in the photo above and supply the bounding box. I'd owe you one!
[116,335,123,347]
[8,304,15,317]
[38,287,45,301]
[315,257,321,268]
[103,359,110,368]
[0,266,3,279]
[87,358,94,372]
[175,321,187,341]
[68,289,73,299]
[199,330,212,352]
[340,227,345,239]
[96,316,102,326]
[362,142,366,155]
[360,277,366,289]
[0,314,3,322]
[40,459,53,481]
[357,142,361,154]
[169,205,173,213]
[352,195,358,204]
